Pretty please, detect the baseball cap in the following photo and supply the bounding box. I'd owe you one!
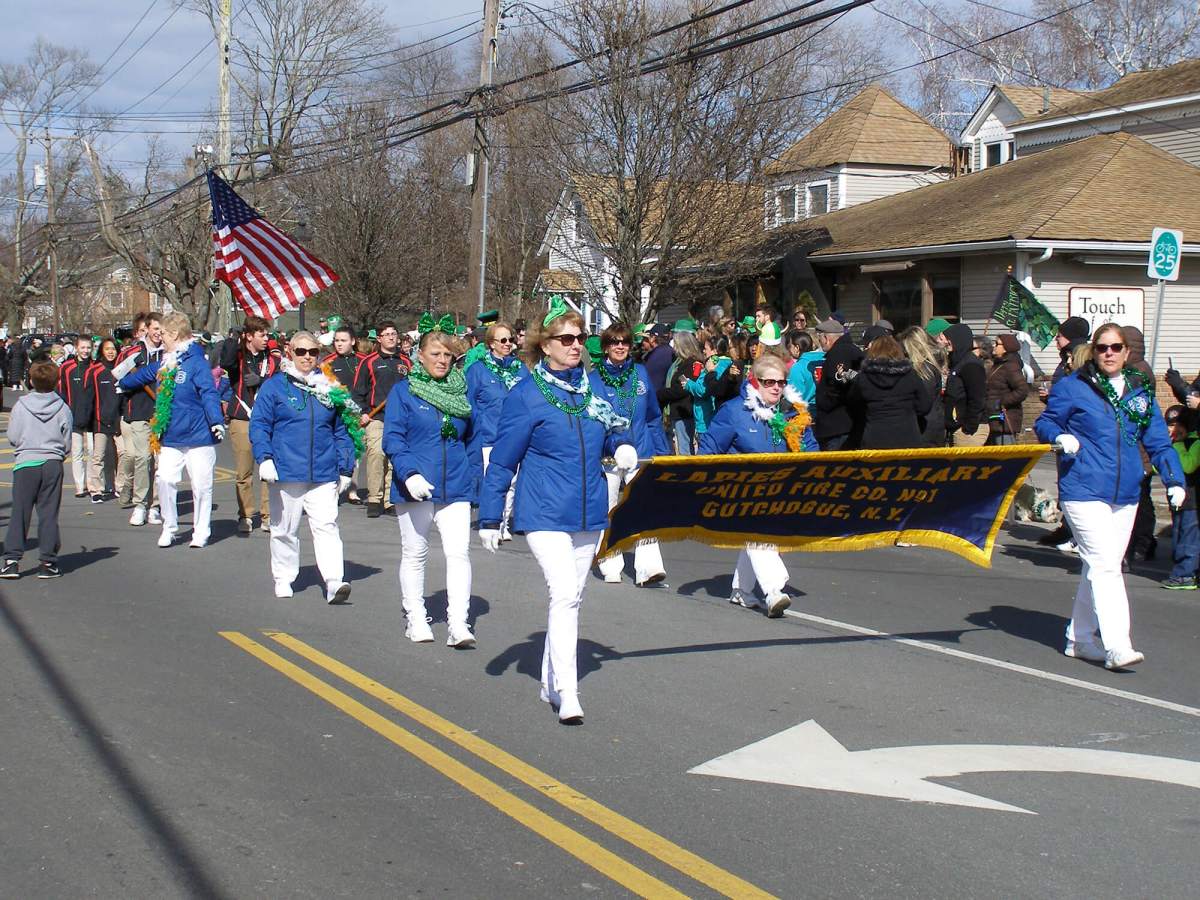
[815,318,843,334]
[649,323,670,339]
[925,317,952,337]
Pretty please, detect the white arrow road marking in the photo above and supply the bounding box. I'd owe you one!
[690,720,1200,814]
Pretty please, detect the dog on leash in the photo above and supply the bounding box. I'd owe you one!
[1014,481,1060,523]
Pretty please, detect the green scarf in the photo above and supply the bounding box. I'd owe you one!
[408,362,471,438]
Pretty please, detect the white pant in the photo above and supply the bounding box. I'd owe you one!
[396,501,472,628]
[598,468,664,582]
[732,545,789,598]
[157,445,216,544]
[269,481,344,588]
[527,530,602,698]
[70,429,93,494]
[482,446,517,536]
[1062,500,1138,653]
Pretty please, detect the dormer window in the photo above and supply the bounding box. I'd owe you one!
[806,182,830,216]
[774,187,797,225]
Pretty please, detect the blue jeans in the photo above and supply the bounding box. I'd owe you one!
[672,418,695,455]
[1169,506,1200,579]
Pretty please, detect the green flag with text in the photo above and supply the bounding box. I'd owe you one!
[991,274,1059,349]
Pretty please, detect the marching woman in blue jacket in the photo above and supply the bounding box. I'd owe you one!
[384,315,482,648]
[1036,323,1185,671]
[250,331,359,604]
[465,319,525,541]
[118,313,225,549]
[699,351,818,618]
[479,298,633,725]
[589,322,670,586]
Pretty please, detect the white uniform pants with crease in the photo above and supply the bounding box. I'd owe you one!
[269,481,344,588]
[732,545,789,598]
[481,446,517,535]
[396,501,472,628]
[598,467,664,581]
[1062,500,1138,652]
[157,445,215,544]
[527,530,601,698]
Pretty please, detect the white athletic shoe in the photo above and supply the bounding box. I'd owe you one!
[405,617,434,643]
[156,529,175,548]
[1056,539,1079,554]
[636,571,667,587]
[274,581,293,598]
[603,571,622,584]
[1064,639,1105,662]
[765,591,792,618]
[729,589,765,610]
[129,506,147,526]
[147,507,162,525]
[447,624,476,649]
[326,581,351,605]
[557,693,584,725]
[1105,648,1145,670]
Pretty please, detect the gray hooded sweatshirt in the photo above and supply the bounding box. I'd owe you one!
[8,390,72,464]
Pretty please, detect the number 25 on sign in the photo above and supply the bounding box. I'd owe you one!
[1148,227,1183,281]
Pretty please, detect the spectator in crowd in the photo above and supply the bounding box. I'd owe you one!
[7,337,28,389]
[657,328,703,454]
[1161,405,1200,590]
[943,323,987,446]
[849,334,932,450]
[925,317,953,350]
[221,315,277,534]
[1124,326,1159,563]
[57,336,96,498]
[985,334,1029,445]
[787,329,824,406]
[114,312,164,526]
[813,317,863,450]
[898,326,947,447]
[642,324,674,394]
[353,321,411,518]
[87,338,122,502]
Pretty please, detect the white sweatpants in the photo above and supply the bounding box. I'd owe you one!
[1062,500,1138,653]
[157,445,216,544]
[598,468,664,582]
[481,446,517,535]
[396,501,472,628]
[70,429,93,494]
[732,545,789,598]
[527,530,602,698]
[269,481,344,589]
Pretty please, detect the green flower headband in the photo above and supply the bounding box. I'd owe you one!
[544,295,569,327]
[418,312,456,335]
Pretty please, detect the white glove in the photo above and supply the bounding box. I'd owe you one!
[613,443,639,472]
[1055,434,1080,455]
[259,459,279,483]
[210,423,226,443]
[479,529,500,553]
[338,475,352,494]
[1168,486,1187,510]
[112,353,138,380]
[405,473,434,501]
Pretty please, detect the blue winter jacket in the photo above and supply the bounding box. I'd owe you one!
[698,383,819,455]
[480,365,628,533]
[588,360,670,458]
[684,357,733,434]
[383,378,480,505]
[118,341,223,448]
[1035,366,1183,505]
[465,353,526,447]
[249,373,356,484]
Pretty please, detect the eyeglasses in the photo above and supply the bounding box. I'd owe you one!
[292,346,321,357]
[548,333,585,347]
[494,337,515,345]
[758,378,786,388]
[1095,342,1125,354]
[606,339,631,347]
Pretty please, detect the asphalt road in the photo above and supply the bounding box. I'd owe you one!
[3,395,1200,899]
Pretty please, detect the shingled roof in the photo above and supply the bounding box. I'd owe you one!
[996,84,1084,120]
[764,84,953,175]
[795,132,1200,257]
[1016,58,1200,126]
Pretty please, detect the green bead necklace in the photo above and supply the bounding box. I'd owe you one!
[532,367,590,417]
[1098,367,1154,445]
[598,360,637,414]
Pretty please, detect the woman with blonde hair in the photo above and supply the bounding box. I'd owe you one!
[479,297,634,725]
[898,325,947,447]
[385,314,481,648]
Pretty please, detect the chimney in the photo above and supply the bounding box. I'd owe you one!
[1041,86,1050,113]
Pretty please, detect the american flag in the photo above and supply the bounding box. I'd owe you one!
[207,171,338,319]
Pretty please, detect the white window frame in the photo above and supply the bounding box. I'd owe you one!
[805,180,831,217]
[773,185,798,226]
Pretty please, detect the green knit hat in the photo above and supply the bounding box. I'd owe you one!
[925,317,952,337]
[673,319,696,334]
[585,335,603,364]
[739,315,758,333]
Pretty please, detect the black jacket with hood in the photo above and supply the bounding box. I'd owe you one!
[814,333,864,443]
[848,355,933,449]
[943,324,986,435]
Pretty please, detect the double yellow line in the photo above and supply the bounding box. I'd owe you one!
[221,630,775,899]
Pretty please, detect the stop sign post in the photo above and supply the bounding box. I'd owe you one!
[1148,228,1183,370]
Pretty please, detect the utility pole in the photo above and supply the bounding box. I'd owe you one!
[44,129,60,333]
[467,0,501,315]
[216,0,234,335]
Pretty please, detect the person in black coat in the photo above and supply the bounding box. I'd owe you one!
[849,335,933,449]
[7,339,28,390]
[943,323,986,445]
[813,318,864,450]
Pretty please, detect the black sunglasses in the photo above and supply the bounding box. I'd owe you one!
[1094,342,1125,354]
[494,337,515,345]
[758,378,787,388]
[606,338,631,347]
[549,333,585,347]
[292,346,321,357]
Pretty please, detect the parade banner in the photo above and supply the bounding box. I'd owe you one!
[599,445,1049,568]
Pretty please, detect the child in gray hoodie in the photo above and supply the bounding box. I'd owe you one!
[3,360,73,578]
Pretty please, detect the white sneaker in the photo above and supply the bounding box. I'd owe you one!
[1064,639,1105,662]
[188,538,207,549]
[147,507,162,525]
[447,624,476,649]
[1056,539,1078,554]
[260,518,270,533]
[129,506,147,526]
[765,591,792,618]
[326,581,351,605]
[405,617,434,643]
[636,571,667,587]
[238,517,253,535]
[274,581,293,598]
[1105,648,1145,670]
[557,693,584,725]
[729,590,764,610]
[156,529,175,548]
[603,572,622,583]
